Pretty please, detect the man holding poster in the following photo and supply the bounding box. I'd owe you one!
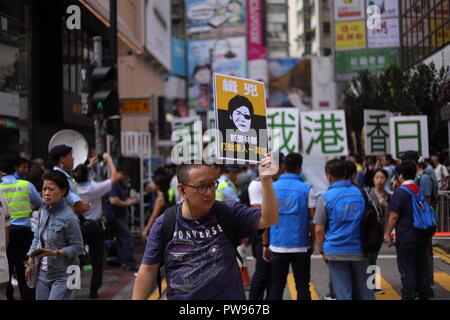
[213,74,269,163]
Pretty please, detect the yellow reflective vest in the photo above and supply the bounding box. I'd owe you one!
[0,180,32,219]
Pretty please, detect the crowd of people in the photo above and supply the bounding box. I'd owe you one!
[0,146,448,300]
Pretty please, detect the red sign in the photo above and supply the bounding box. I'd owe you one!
[247,0,266,61]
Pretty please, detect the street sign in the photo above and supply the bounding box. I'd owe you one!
[120,98,151,114]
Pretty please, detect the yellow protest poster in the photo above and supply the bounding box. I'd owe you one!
[213,73,268,163]
[335,21,366,50]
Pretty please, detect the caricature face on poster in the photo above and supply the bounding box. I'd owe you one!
[213,74,268,163]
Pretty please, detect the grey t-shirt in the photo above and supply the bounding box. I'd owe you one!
[313,196,365,261]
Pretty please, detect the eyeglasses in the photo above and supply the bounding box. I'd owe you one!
[182,180,219,195]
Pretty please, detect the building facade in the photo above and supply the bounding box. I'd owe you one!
[290,0,332,57]
[266,0,290,57]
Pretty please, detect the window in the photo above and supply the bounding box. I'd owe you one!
[401,0,450,68]
[323,22,331,34]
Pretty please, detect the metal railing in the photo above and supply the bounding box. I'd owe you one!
[436,191,450,236]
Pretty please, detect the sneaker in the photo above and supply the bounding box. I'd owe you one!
[322,295,336,300]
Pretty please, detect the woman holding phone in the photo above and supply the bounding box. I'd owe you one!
[25,171,84,300]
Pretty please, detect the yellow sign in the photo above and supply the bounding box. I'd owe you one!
[335,21,366,50]
[120,98,151,114]
[213,73,268,163]
[430,19,450,48]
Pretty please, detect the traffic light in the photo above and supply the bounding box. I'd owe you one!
[80,62,119,117]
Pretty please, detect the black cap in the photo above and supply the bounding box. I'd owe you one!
[49,145,72,161]
[400,150,420,162]
[223,164,241,173]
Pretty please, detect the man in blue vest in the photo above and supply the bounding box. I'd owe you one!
[314,159,374,300]
[0,156,43,300]
[268,153,316,300]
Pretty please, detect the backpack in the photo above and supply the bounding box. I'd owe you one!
[156,201,244,297]
[399,186,437,238]
[416,172,439,208]
[359,188,384,256]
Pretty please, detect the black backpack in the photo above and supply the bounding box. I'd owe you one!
[156,201,244,297]
[359,188,384,256]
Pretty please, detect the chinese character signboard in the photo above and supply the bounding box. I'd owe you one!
[267,108,299,155]
[389,116,429,159]
[335,0,365,21]
[300,111,349,157]
[171,115,203,163]
[367,18,400,48]
[213,73,268,163]
[335,48,400,79]
[186,0,246,40]
[364,109,391,155]
[335,21,367,50]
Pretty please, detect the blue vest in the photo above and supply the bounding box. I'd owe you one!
[271,173,311,248]
[322,180,365,255]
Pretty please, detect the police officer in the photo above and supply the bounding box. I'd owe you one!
[0,155,43,300]
[216,165,240,202]
[313,159,374,300]
[48,145,90,215]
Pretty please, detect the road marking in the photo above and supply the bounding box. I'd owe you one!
[435,273,450,292]
[433,247,450,265]
[148,278,167,300]
[376,276,401,300]
[287,273,319,300]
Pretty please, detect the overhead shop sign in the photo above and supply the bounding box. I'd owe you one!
[335,21,367,50]
[335,48,400,78]
[120,98,151,114]
[365,0,398,18]
[334,0,365,21]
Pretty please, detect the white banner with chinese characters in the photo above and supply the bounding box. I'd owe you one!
[171,115,203,163]
[267,108,299,155]
[364,109,391,156]
[300,111,349,157]
[389,115,429,159]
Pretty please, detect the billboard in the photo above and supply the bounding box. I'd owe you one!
[186,0,246,39]
[172,38,186,77]
[367,18,400,48]
[145,0,172,71]
[335,21,367,50]
[268,58,312,111]
[187,37,247,113]
[366,0,399,18]
[334,0,365,21]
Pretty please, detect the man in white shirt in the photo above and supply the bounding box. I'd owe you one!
[248,153,285,300]
[0,195,10,300]
[431,155,449,189]
[73,153,121,299]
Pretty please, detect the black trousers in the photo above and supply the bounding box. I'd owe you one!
[249,236,271,300]
[268,252,311,300]
[6,226,35,300]
[82,220,105,292]
[396,240,432,300]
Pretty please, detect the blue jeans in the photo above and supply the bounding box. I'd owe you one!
[35,270,76,300]
[268,252,311,300]
[110,214,136,268]
[396,240,432,300]
[328,260,375,300]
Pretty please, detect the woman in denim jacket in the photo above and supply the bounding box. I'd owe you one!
[25,171,84,300]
